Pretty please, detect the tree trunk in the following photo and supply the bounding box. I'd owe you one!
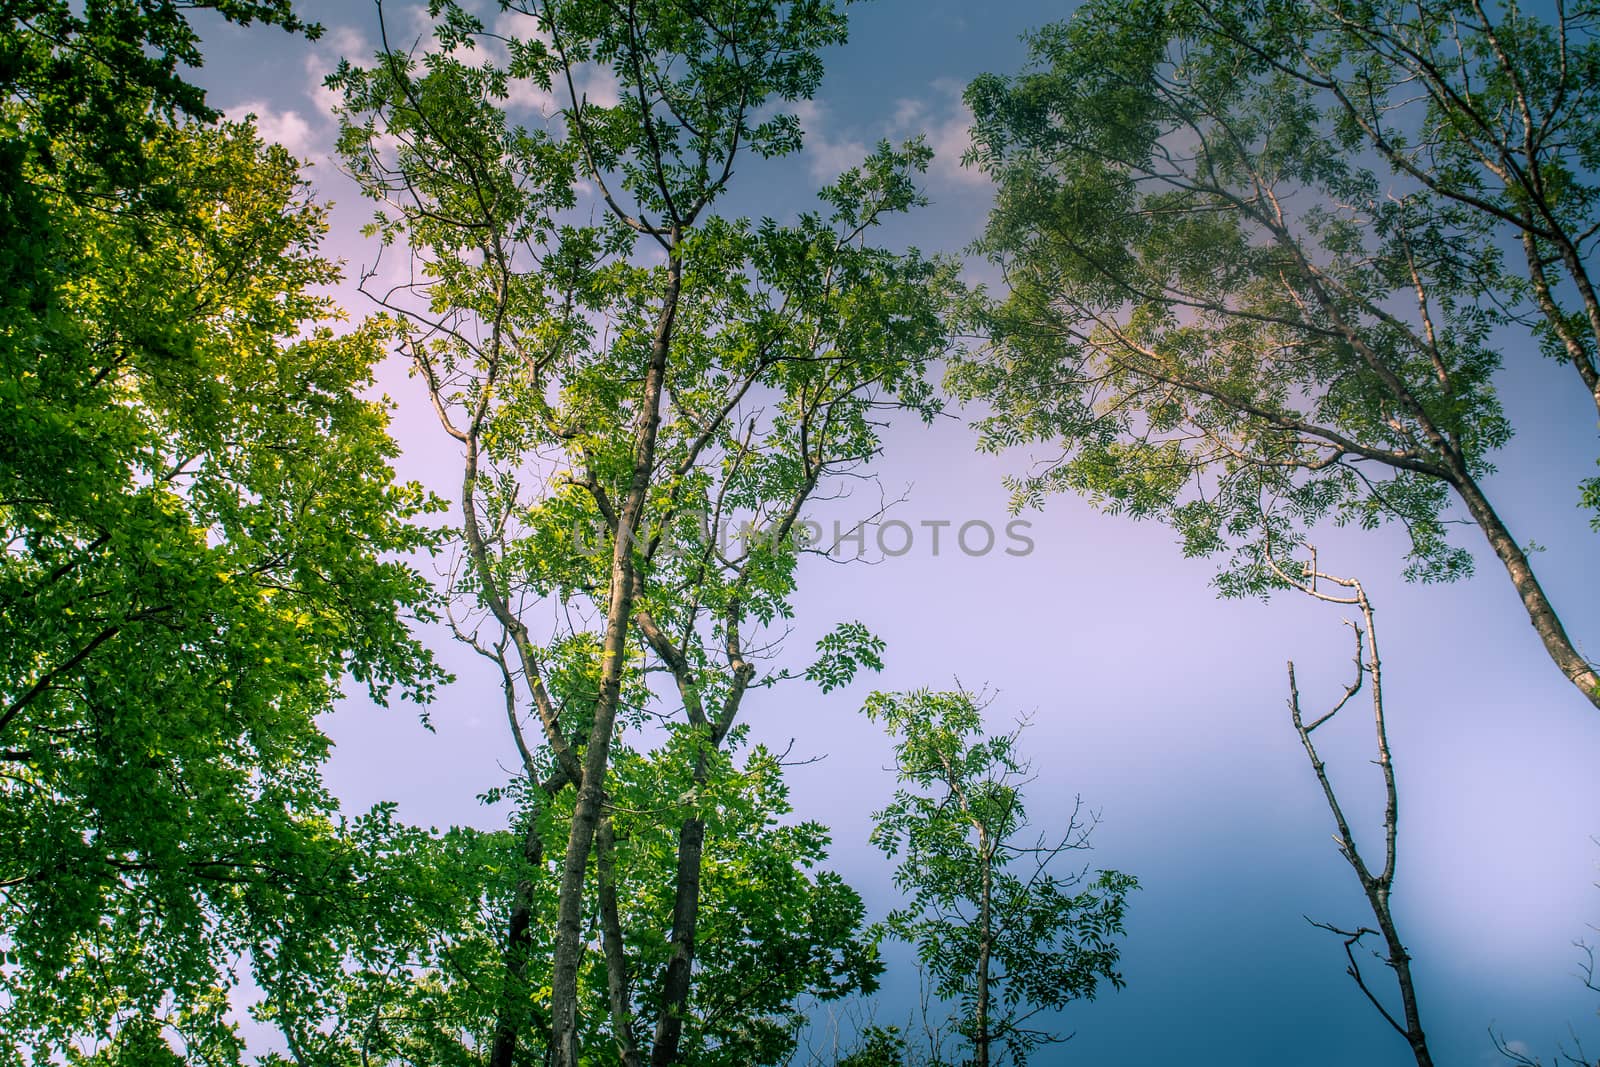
[649,815,706,1067]
[638,625,751,1066]
[598,815,645,1067]
[1521,231,1600,420]
[549,259,681,1066]
[1549,231,1600,421]
[1451,470,1600,709]
[488,820,548,1067]
[975,831,993,1067]
[1372,899,1433,1067]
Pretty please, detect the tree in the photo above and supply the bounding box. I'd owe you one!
[829,1024,914,1067]
[328,2,952,1063]
[1,5,444,1059]
[953,0,1600,710]
[1277,554,1434,1067]
[865,689,1136,1067]
[251,732,880,1067]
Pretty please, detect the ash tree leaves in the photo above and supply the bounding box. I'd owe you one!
[953,0,1600,709]
[955,0,1503,578]
[538,0,849,216]
[249,815,547,1067]
[600,731,884,1067]
[806,622,888,694]
[248,731,884,1067]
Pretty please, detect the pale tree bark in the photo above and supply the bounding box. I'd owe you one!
[1447,471,1600,705]
[535,0,741,1052]
[1276,553,1434,1067]
[422,231,677,1067]
[1247,162,1600,715]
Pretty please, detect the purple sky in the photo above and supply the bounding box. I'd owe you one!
[193,3,1600,1063]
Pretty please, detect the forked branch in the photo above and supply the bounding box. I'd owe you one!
[1278,550,1433,1067]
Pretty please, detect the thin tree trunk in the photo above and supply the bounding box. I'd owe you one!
[1283,563,1434,1067]
[649,816,706,1066]
[642,669,753,1066]
[598,815,645,1067]
[1372,903,1433,1067]
[488,819,547,1067]
[1450,470,1600,709]
[975,830,992,1067]
[641,702,715,1067]
[635,606,754,1067]
[1522,231,1600,419]
[488,766,574,1067]
[1548,230,1600,421]
[550,257,681,1067]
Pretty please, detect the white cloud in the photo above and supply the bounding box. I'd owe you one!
[224,23,377,170]
[579,65,621,109]
[505,78,563,116]
[892,78,989,190]
[306,24,374,120]
[891,96,926,131]
[227,100,317,161]
[792,79,989,192]
[320,25,373,66]
[492,8,540,43]
[793,98,869,184]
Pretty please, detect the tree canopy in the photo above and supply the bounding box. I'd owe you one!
[1,4,445,1059]
[954,0,1600,709]
[21,0,1600,1063]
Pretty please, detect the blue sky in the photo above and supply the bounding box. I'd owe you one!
[191,2,1600,1063]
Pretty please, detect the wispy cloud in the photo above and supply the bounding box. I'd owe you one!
[889,78,988,189]
[225,24,373,167]
[792,78,989,192]
[792,98,869,184]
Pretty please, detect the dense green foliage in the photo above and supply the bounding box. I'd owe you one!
[0,0,312,180]
[252,734,877,1067]
[1,4,445,1060]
